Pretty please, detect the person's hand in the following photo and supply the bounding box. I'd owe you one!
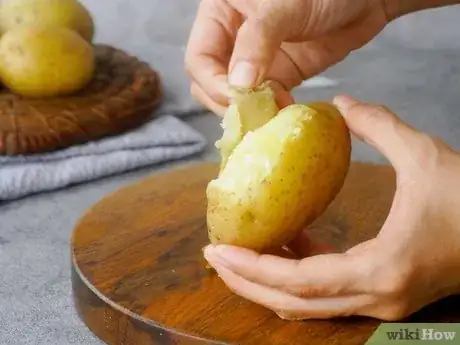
[203,95,460,321]
[185,0,390,116]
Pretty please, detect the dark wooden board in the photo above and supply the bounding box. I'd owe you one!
[0,44,162,156]
[71,162,460,345]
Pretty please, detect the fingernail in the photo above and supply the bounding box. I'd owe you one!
[203,244,216,259]
[333,95,358,113]
[204,244,245,268]
[229,61,258,87]
[203,244,230,268]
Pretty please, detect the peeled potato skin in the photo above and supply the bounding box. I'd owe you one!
[206,103,351,252]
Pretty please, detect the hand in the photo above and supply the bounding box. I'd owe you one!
[185,0,390,116]
[203,95,460,321]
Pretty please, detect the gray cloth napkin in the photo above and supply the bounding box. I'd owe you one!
[0,115,207,201]
[0,0,212,202]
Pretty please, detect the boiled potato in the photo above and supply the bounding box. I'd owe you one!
[207,87,351,252]
[216,82,278,172]
[0,0,95,42]
[0,26,95,98]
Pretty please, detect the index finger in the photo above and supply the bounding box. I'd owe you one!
[185,0,242,106]
[203,244,371,297]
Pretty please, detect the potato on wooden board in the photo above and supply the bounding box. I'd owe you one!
[206,87,351,252]
[0,0,95,42]
[0,26,95,98]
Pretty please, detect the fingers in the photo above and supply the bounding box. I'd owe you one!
[190,82,227,116]
[204,242,417,320]
[228,19,283,87]
[185,0,295,114]
[228,0,296,88]
[333,95,438,174]
[265,80,295,109]
[204,244,370,298]
[211,260,371,320]
[227,0,381,89]
[185,0,241,107]
[277,12,386,83]
[190,80,292,117]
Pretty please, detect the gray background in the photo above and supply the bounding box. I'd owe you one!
[1,1,459,344]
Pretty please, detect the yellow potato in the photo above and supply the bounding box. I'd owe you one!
[215,82,278,172]
[207,88,351,252]
[0,0,95,42]
[0,26,95,98]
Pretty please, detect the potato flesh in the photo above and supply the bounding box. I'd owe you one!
[215,83,278,172]
[207,102,351,252]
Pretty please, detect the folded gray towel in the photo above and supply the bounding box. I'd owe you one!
[0,115,206,201]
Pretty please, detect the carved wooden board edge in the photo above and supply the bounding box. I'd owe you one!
[71,162,223,345]
[71,252,228,345]
[0,44,163,156]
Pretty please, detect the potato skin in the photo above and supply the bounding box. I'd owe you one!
[0,0,95,42]
[0,26,95,98]
[206,103,351,252]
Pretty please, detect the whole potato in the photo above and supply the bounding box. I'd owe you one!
[206,100,351,252]
[0,26,95,98]
[0,0,95,42]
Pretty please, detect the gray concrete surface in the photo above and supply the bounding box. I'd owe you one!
[1,1,460,344]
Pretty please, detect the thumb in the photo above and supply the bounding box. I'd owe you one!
[228,11,287,88]
[333,95,431,172]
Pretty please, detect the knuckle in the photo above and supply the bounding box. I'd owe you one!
[408,134,442,173]
[207,87,227,106]
[349,103,397,141]
[375,300,411,321]
[368,105,398,130]
[376,269,411,297]
[184,55,194,76]
[352,103,393,124]
[183,49,200,79]
[188,76,229,107]
[365,256,413,298]
[190,84,206,107]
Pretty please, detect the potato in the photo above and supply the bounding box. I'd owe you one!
[206,87,351,252]
[215,82,278,172]
[0,0,95,42]
[0,26,95,98]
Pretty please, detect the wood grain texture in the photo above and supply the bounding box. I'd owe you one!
[0,44,162,156]
[71,162,460,345]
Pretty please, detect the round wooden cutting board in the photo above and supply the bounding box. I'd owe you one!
[71,162,460,345]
